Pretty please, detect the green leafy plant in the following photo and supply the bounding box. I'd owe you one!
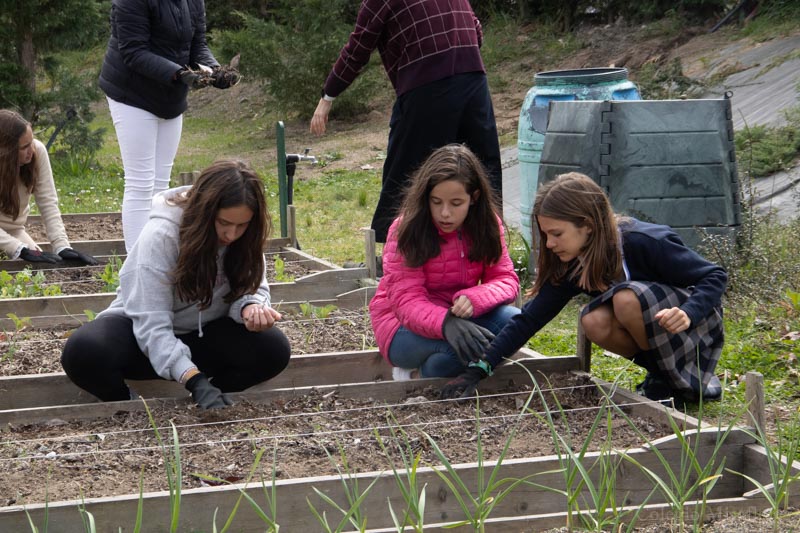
[728,409,800,533]
[96,255,122,293]
[735,108,800,178]
[612,392,743,531]
[0,268,62,299]
[505,225,531,291]
[374,414,427,532]
[307,438,380,532]
[2,313,33,363]
[273,256,294,283]
[214,0,388,118]
[195,445,281,532]
[785,289,800,313]
[144,402,182,532]
[77,496,97,533]
[529,373,646,531]
[299,302,338,319]
[422,388,562,531]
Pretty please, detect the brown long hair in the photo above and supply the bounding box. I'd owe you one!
[396,144,502,267]
[173,159,271,308]
[0,109,38,219]
[529,172,622,296]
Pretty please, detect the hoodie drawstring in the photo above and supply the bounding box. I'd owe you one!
[197,308,204,338]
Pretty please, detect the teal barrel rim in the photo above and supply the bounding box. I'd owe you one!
[533,67,632,86]
[516,68,641,245]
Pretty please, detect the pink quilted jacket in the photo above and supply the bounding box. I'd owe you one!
[369,216,520,362]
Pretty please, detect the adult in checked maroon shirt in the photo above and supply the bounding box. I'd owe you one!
[310,0,502,243]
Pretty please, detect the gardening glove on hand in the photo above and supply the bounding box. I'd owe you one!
[19,247,61,264]
[440,366,488,399]
[176,67,203,88]
[442,312,495,366]
[211,66,241,89]
[185,373,234,409]
[58,247,98,266]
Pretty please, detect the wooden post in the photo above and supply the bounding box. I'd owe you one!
[745,371,765,437]
[288,205,298,249]
[192,170,200,184]
[576,309,591,373]
[178,171,193,186]
[365,229,377,279]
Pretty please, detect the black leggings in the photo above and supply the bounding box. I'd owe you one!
[61,314,291,401]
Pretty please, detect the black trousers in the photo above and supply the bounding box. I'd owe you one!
[61,314,291,401]
[372,71,503,243]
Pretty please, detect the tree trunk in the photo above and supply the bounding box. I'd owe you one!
[18,28,36,119]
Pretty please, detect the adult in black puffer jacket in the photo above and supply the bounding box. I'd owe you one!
[99,0,229,252]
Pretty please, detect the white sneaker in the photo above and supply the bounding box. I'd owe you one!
[392,367,416,381]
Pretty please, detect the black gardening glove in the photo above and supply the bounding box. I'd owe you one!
[442,312,495,365]
[58,247,98,266]
[185,373,234,409]
[211,66,241,89]
[440,366,488,399]
[19,247,62,264]
[176,67,203,88]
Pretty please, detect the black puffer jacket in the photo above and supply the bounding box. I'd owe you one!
[99,0,218,119]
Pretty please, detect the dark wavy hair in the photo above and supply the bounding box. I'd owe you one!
[396,144,502,267]
[529,172,622,296]
[0,109,37,220]
[172,159,270,308]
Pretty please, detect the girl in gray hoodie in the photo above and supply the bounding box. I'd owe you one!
[61,160,291,409]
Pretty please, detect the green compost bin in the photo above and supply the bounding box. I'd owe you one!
[517,68,640,243]
[536,98,741,250]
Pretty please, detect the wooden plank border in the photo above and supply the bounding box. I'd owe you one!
[0,266,373,328]
[0,348,550,411]
[3,429,790,532]
[0,357,584,426]
[1,238,297,271]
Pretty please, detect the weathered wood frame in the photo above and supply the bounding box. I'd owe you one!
[2,222,795,530]
[1,368,796,531]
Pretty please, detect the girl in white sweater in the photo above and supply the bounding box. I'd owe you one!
[0,109,96,265]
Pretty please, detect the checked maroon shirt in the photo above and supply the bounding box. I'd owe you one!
[323,0,486,98]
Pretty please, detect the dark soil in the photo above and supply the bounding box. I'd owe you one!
[1,373,671,510]
[26,215,124,243]
[0,308,374,376]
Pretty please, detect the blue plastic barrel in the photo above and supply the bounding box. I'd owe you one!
[517,67,640,243]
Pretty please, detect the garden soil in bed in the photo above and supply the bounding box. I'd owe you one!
[12,253,314,296]
[26,215,123,243]
[1,309,375,376]
[0,372,671,510]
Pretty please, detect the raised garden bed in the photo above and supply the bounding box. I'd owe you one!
[1,360,795,531]
[0,251,317,294]
[2,222,798,531]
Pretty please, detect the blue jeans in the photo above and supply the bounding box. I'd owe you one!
[388,304,521,378]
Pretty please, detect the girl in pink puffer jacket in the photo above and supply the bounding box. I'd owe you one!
[369,144,520,379]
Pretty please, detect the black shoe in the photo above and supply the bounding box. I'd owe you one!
[635,372,674,401]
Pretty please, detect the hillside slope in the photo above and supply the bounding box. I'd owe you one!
[186,21,798,176]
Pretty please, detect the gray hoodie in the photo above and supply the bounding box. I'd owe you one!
[98,186,271,382]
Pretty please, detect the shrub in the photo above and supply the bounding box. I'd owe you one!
[213,0,389,119]
[735,106,800,178]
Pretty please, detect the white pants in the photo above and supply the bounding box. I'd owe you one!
[107,97,183,251]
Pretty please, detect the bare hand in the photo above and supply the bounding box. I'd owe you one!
[310,98,332,135]
[242,304,281,332]
[653,307,690,334]
[450,295,474,318]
